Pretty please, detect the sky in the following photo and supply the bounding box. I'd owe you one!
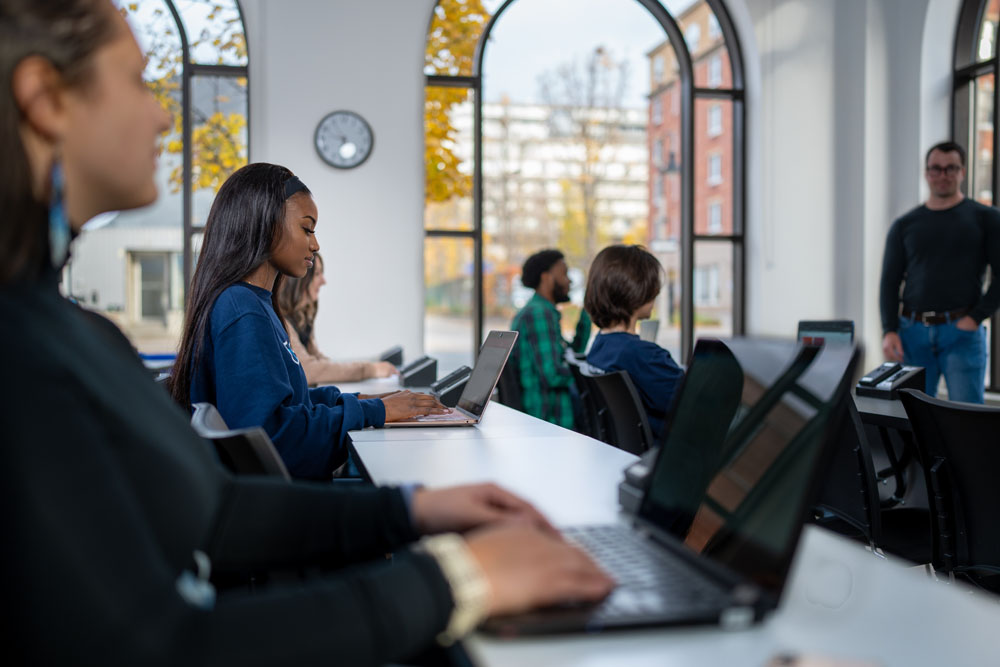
[480,0,699,108]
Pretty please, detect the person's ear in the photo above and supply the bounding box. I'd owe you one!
[12,56,71,143]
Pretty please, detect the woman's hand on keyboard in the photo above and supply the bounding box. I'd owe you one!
[466,523,615,616]
[381,390,448,421]
[412,483,555,535]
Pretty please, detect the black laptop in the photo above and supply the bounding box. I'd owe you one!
[482,337,860,635]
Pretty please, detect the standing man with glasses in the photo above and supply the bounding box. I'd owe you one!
[879,141,1000,403]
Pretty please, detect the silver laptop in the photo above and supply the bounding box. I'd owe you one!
[383,330,517,427]
[482,338,860,635]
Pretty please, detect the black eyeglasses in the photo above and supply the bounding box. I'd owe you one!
[926,165,962,176]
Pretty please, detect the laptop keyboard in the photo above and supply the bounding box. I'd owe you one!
[563,525,729,621]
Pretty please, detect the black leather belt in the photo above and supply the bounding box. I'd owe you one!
[901,307,969,325]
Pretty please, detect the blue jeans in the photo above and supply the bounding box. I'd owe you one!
[898,315,987,403]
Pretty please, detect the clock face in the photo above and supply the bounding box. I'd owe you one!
[314,111,374,169]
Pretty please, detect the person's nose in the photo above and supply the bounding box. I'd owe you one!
[310,235,320,253]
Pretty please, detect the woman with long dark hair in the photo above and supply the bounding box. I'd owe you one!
[277,251,398,384]
[170,162,444,479]
[0,1,612,662]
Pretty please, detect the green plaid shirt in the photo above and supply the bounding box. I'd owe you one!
[510,293,591,429]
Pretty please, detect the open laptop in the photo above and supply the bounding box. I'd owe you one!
[797,319,854,347]
[383,330,517,427]
[482,337,860,635]
[638,319,660,343]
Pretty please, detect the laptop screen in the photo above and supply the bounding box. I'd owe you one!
[639,338,857,596]
[796,320,854,347]
[457,330,518,416]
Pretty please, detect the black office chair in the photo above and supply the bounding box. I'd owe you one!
[191,402,291,480]
[495,364,524,412]
[579,366,655,455]
[812,399,884,551]
[565,352,604,440]
[898,389,1000,592]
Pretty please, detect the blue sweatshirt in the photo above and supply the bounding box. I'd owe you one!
[190,283,385,479]
[587,331,684,441]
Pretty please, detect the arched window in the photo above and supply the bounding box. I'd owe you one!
[954,0,999,390]
[67,1,249,354]
[423,0,745,368]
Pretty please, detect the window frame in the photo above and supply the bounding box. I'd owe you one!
[424,0,746,363]
[954,0,1000,392]
[160,0,251,300]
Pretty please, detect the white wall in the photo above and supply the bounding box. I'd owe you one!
[240,0,435,360]
[742,0,959,366]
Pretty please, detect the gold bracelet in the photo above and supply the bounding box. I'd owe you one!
[419,534,492,645]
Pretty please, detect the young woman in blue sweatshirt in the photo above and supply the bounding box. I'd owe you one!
[170,163,445,479]
[584,245,684,441]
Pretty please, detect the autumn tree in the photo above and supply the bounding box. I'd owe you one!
[119,1,247,196]
[425,0,491,205]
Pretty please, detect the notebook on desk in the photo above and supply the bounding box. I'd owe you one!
[482,337,860,635]
[383,330,517,428]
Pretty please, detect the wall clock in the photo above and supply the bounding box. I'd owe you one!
[314,110,374,169]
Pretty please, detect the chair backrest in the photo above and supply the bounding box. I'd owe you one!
[495,364,524,412]
[898,389,1000,585]
[812,398,883,550]
[565,352,604,440]
[580,366,655,455]
[191,403,291,480]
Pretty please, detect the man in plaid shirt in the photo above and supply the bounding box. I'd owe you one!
[510,249,591,429]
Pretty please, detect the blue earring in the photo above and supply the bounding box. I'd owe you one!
[48,161,70,268]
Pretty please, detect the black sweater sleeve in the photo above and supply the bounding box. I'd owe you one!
[1,295,454,666]
[207,477,420,571]
[879,219,906,334]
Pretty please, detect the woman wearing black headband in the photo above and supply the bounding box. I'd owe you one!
[0,2,612,662]
[170,162,446,480]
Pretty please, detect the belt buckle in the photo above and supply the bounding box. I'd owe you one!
[921,311,937,325]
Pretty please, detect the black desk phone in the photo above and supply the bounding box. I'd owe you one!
[430,365,472,407]
[855,362,925,399]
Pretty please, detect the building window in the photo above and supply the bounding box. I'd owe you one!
[953,0,1000,390]
[708,154,722,185]
[709,14,722,41]
[708,54,723,88]
[707,104,722,137]
[66,0,249,354]
[684,23,701,53]
[708,201,722,233]
[425,0,746,363]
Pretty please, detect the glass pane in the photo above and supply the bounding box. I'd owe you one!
[693,240,734,342]
[425,0,503,76]
[175,0,248,66]
[687,2,734,89]
[425,87,475,230]
[972,73,995,206]
[71,2,184,355]
[481,0,664,341]
[190,74,249,227]
[693,98,733,237]
[650,244,682,361]
[425,236,475,371]
[694,98,733,234]
[979,0,1000,61]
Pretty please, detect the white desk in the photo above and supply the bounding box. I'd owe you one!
[349,402,1000,666]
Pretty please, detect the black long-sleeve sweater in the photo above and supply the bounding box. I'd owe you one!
[879,198,1000,334]
[0,268,454,666]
